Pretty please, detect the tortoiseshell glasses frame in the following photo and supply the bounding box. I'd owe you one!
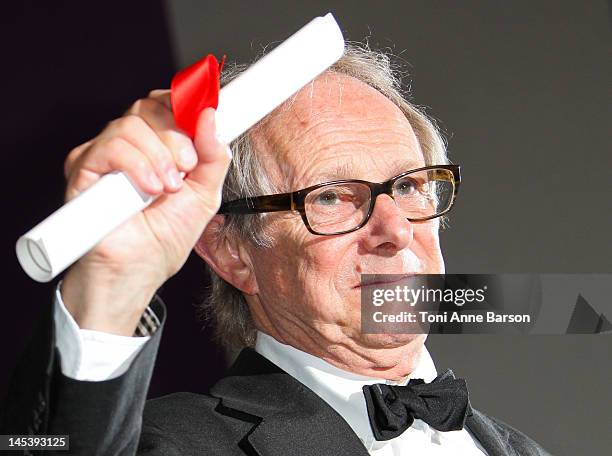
[218,165,461,236]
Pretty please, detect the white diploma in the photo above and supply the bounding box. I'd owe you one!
[17,13,344,282]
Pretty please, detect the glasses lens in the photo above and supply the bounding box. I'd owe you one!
[304,183,371,234]
[392,168,455,220]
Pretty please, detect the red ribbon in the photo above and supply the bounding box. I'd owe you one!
[170,54,225,139]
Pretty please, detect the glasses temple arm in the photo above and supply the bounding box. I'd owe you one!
[218,193,294,214]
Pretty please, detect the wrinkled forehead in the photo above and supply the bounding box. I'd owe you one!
[249,72,423,191]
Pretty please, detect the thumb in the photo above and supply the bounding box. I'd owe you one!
[187,107,233,198]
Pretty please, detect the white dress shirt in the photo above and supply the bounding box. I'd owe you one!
[53,284,487,454]
[53,283,150,380]
[255,331,487,455]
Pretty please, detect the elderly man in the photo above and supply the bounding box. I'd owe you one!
[2,44,550,455]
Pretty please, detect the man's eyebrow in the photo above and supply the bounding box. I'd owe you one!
[314,163,355,182]
[311,160,423,183]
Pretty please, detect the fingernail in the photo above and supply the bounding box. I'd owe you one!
[179,146,197,167]
[148,172,163,191]
[167,168,182,189]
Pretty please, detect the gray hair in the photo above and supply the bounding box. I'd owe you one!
[200,42,449,351]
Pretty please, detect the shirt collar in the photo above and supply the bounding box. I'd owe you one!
[254,331,438,450]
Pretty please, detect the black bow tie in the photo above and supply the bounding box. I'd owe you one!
[362,369,472,441]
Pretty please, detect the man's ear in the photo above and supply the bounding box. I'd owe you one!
[194,215,259,295]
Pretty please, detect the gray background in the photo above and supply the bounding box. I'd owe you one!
[165,1,611,453]
[2,1,609,454]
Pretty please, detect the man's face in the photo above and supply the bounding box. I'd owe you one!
[244,73,445,359]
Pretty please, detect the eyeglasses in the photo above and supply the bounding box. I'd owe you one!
[218,165,461,235]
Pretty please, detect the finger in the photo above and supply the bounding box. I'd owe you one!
[64,141,93,180]
[102,114,183,192]
[66,137,164,202]
[147,89,171,109]
[187,108,232,199]
[128,97,198,173]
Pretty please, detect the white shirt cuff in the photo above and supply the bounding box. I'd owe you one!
[53,281,151,381]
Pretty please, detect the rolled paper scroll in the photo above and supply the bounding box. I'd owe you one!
[16,13,345,282]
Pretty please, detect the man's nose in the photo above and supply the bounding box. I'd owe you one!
[361,193,413,253]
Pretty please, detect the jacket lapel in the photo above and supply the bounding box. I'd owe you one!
[210,348,370,456]
[466,409,516,456]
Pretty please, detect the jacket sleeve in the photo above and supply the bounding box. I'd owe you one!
[54,282,153,381]
[0,292,167,456]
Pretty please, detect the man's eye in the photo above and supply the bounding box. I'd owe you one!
[316,191,340,205]
[396,179,417,195]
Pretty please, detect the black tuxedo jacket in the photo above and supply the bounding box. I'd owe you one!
[1,297,551,455]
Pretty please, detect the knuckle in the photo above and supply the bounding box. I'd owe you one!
[116,114,146,135]
[104,138,148,174]
[66,145,80,161]
[147,89,171,107]
[129,97,156,116]
[147,89,166,98]
[64,148,80,178]
[105,135,130,154]
[64,141,92,179]
[128,98,146,115]
[65,170,96,202]
[131,96,168,118]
